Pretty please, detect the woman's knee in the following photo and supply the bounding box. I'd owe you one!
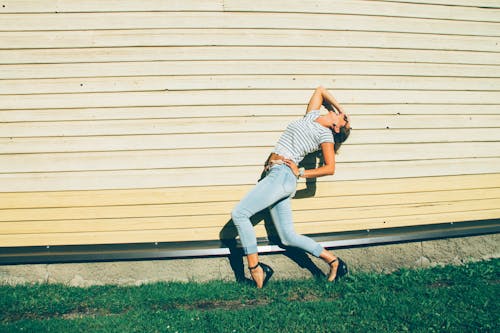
[231,206,250,224]
[279,231,302,247]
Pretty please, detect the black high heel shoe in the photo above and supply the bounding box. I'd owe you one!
[249,262,274,288]
[328,257,348,282]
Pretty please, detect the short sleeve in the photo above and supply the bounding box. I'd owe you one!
[304,110,321,121]
[319,128,334,144]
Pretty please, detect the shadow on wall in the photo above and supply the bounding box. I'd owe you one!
[219,152,325,282]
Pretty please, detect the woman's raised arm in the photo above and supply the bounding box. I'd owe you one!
[306,86,345,114]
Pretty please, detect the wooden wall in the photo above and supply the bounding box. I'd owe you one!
[1,0,499,248]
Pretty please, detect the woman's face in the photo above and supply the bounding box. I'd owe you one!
[339,111,350,130]
[332,111,350,132]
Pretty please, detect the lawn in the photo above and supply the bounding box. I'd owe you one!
[1,258,498,332]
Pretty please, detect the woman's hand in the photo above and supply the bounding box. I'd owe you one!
[283,159,299,177]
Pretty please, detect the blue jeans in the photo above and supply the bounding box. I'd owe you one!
[231,164,324,257]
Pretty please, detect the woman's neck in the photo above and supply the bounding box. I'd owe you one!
[316,112,338,130]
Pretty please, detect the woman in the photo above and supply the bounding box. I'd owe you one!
[231,86,351,288]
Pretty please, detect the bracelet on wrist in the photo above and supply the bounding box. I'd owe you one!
[297,167,305,179]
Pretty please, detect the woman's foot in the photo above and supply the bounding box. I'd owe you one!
[328,257,348,282]
[328,258,340,281]
[249,262,274,288]
[249,263,264,288]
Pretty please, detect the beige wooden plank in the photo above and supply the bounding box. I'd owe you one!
[1,174,498,209]
[3,29,499,52]
[0,216,225,234]
[0,165,260,192]
[224,0,500,22]
[1,89,499,110]
[0,158,499,192]
[382,0,500,8]
[0,121,495,156]
[298,174,500,199]
[349,104,500,116]
[0,228,219,246]
[2,75,499,95]
[2,61,499,80]
[293,189,500,212]
[297,200,500,229]
[1,188,498,223]
[2,12,499,36]
[1,199,498,237]
[2,115,498,138]
[333,158,500,184]
[3,141,490,173]
[0,132,278,154]
[1,188,494,225]
[0,147,271,173]
[0,0,223,13]
[3,197,499,234]
[1,47,497,65]
[1,127,499,155]
[1,0,497,19]
[1,103,499,124]
[293,209,500,235]
[2,142,499,173]
[341,142,500,163]
[0,117,288,137]
[0,209,500,246]
[1,208,498,247]
[0,186,248,210]
[0,105,303,121]
[353,128,500,145]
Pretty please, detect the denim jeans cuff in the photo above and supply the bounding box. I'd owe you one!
[312,244,324,258]
[243,245,259,255]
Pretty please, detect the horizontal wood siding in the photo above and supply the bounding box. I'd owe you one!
[0,0,499,247]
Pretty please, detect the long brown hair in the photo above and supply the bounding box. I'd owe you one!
[333,126,350,153]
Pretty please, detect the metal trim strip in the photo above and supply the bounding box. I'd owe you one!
[1,219,498,265]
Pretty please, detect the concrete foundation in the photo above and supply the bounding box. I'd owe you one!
[1,234,498,286]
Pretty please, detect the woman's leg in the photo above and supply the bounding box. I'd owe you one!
[231,166,292,255]
[231,165,293,287]
[319,249,341,281]
[269,197,324,257]
[269,193,342,281]
[246,253,264,287]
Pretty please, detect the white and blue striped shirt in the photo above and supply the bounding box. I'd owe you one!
[273,110,334,164]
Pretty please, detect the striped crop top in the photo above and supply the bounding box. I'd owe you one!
[272,110,334,164]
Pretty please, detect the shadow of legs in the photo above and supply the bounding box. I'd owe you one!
[219,210,269,283]
[263,211,324,279]
[219,220,246,282]
[220,217,325,281]
[282,247,325,278]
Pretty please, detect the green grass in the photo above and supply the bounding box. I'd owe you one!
[1,259,498,332]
